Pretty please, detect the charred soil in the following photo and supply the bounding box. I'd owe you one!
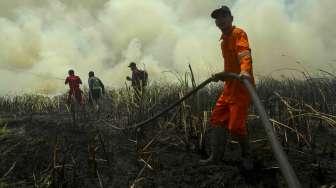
[0,112,335,188]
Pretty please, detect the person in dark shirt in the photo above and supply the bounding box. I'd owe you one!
[126,62,148,109]
[88,71,105,109]
[126,62,148,91]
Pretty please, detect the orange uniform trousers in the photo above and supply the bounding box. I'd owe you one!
[210,91,251,139]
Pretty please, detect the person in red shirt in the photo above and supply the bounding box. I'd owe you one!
[65,69,83,105]
[200,6,255,165]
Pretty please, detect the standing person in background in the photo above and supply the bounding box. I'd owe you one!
[200,6,255,166]
[88,71,105,111]
[126,62,149,123]
[126,62,148,99]
[65,69,83,105]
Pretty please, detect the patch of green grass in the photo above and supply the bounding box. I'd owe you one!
[0,179,29,188]
[0,125,10,136]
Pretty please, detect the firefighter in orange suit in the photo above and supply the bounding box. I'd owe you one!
[200,6,255,165]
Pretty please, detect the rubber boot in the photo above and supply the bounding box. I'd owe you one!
[200,127,228,165]
[240,136,251,157]
[239,136,254,170]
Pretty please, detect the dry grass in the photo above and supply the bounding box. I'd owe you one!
[0,74,336,187]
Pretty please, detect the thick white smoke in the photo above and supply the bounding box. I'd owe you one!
[0,0,335,95]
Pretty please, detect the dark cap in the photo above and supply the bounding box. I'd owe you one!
[68,69,74,75]
[89,71,94,77]
[211,6,232,19]
[128,62,136,68]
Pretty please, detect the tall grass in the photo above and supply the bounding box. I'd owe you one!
[0,75,335,154]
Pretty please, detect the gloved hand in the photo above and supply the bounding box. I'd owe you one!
[211,71,226,82]
[126,76,132,81]
[239,71,251,80]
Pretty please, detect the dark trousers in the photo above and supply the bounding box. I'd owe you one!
[89,89,101,105]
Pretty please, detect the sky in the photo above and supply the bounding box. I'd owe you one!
[0,0,335,95]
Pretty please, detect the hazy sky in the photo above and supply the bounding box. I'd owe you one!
[0,0,335,95]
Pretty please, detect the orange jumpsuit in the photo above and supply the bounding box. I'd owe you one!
[210,26,255,139]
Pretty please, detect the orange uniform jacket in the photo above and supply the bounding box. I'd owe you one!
[221,26,254,104]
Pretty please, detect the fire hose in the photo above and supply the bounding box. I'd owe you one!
[126,72,302,188]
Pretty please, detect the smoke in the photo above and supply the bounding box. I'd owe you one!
[0,0,335,95]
